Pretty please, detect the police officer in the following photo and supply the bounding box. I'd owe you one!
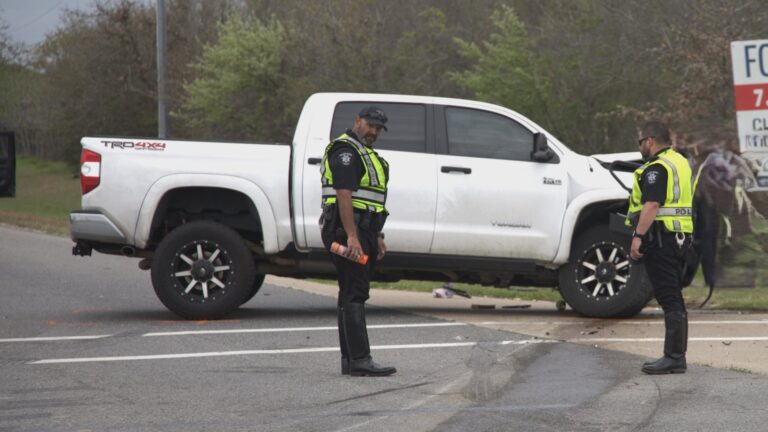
[319,106,396,377]
[626,121,694,375]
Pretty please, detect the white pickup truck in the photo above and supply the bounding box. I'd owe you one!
[70,92,649,320]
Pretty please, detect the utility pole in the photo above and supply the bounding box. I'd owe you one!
[156,0,168,138]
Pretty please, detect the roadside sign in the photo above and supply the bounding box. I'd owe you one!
[732,39,768,188]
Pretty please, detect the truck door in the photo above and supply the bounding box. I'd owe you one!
[0,132,16,198]
[300,102,438,253]
[431,106,567,261]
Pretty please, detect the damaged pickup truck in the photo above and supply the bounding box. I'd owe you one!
[70,92,647,319]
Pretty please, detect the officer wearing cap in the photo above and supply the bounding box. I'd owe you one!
[626,121,694,374]
[319,106,395,377]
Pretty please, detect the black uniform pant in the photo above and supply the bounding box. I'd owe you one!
[643,233,687,314]
[321,226,379,307]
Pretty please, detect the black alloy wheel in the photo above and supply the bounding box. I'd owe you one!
[574,240,631,301]
[170,239,234,303]
[151,221,255,319]
[559,225,653,318]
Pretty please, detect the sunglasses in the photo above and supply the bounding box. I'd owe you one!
[638,136,654,146]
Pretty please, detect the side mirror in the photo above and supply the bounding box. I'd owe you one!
[531,132,554,163]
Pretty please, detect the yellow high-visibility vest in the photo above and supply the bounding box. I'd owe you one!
[625,148,694,233]
[321,133,388,213]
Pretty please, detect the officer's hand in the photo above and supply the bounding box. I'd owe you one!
[377,237,386,261]
[630,237,644,261]
[346,236,364,261]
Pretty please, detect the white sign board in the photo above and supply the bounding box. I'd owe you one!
[731,40,768,188]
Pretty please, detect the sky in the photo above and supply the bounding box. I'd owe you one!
[0,0,92,46]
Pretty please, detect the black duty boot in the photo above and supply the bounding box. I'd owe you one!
[338,307,349,375]
[342,303,396,377]
[642,311,687,375]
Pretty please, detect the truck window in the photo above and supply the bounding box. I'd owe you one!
[331,102,426,153]
[445,107,533,161]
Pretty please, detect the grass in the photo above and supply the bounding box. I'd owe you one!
[727,366,755,374]
[0,155,80,235]
[2,153,768,311]
[683,284,768,311]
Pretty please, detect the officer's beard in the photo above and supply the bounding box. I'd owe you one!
[639,145,651,161]
[361,134,376,147]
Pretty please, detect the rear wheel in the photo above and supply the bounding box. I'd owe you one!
[151,221,255,320]
[559,225,653,318]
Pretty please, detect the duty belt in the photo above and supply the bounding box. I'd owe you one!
[354,211,387,231]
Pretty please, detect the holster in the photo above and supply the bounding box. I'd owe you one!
[322,204,388,236]
[354,211,388,233]
[319,204,338,233]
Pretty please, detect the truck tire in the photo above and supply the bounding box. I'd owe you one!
[240,273,266,305]
[558,225,653,318]
[151,221,255,320]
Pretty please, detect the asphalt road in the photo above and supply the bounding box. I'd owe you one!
[2,225,768,432]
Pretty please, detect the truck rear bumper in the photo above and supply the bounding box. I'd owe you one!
[69,211,127,244]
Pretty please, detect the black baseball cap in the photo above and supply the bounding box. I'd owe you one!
[358,106,388,131]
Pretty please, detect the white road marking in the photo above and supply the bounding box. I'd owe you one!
[0,335,111,343]
[143,322,467,337]
[6,319,768,344]
[472,320,768,326]
[28,339,556,365]
[573,336,768,343]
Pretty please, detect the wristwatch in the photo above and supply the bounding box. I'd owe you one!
[632,230,645,240]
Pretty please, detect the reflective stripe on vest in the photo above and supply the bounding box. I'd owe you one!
[655,207,693,216]
[321,133,388,213]
[625,148,694,233]
[657,155,681,202]
[321,186,386,204]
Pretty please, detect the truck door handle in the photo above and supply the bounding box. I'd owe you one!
[441,166,472,174]
[308,157,322,165]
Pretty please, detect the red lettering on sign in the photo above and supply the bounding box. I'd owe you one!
[734,83,768,111]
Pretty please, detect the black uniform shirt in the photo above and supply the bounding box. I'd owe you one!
[328,129,365,191]
[640,148,670,204]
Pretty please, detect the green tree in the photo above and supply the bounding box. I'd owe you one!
[387,7,465,96]
[28,1,159,162]
[178,17,290,141]
[451,5,552,127]
[453,1,674,155]
[638,0,766,140]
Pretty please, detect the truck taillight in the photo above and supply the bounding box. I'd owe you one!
[80,149,101,194]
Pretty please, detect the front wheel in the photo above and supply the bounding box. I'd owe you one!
[559,225,653,318]
[151,221,255,320]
